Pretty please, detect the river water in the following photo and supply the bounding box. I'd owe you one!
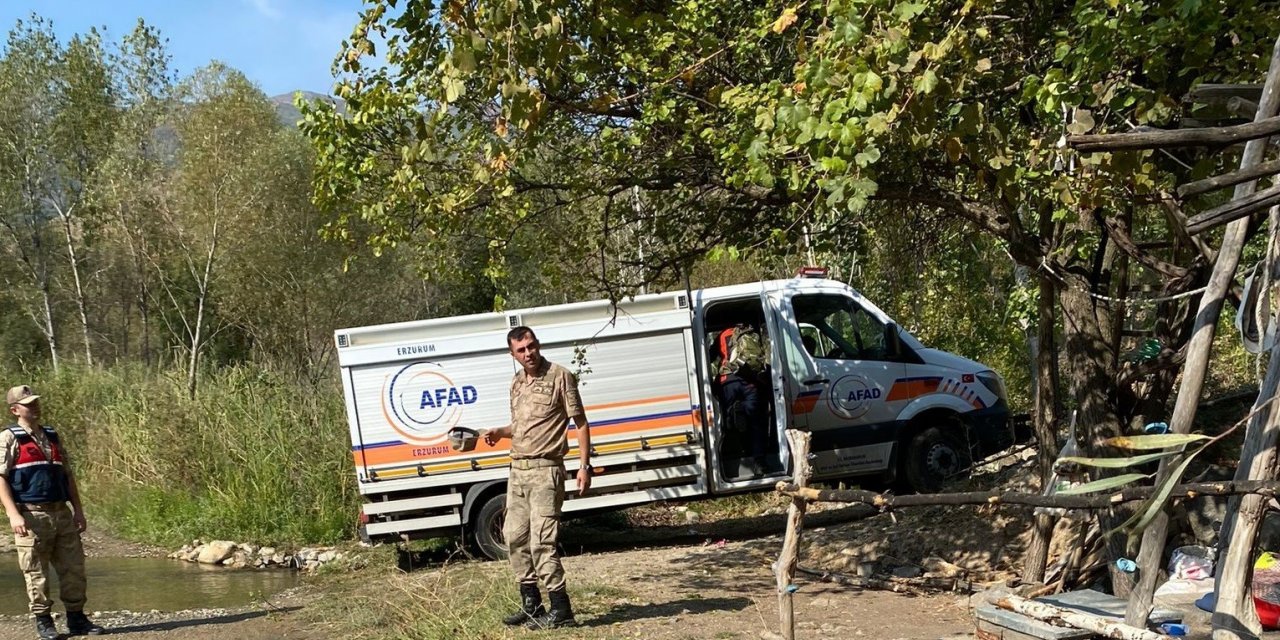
[0,557,300,615]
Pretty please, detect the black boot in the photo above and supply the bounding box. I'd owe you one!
[527,588,575,629]
[502,583,544,626]
[66,611,103,636]
[33,614,59,640]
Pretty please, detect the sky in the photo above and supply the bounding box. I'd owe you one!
[0,0,364,97]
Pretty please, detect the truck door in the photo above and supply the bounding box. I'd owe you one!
[773,290,906,479]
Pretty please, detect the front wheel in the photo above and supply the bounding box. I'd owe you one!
[472,493,509,560]
[902,425,972,493]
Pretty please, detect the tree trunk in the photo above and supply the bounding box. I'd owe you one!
[1126,33,1280,629]
[1058,283,1134,595]
[57,205,94,366]
[39,276,59,374]
[1024,272,1062,583]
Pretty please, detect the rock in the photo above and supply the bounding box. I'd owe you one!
[197,540,237,565]
[271,553,287,566]
[317,551,336,563]
[240,543,260,555]
[891,565,922,579]
[921,556,965,578]
[259,547,276,557]
[685,511,702,525]
[297,548,318,562]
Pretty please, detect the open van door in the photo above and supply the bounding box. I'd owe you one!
[767,285,908,479]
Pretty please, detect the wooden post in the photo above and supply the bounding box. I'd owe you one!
[1125,33,1280,629]
[777,429,811,640]
[1213,207,1280,639]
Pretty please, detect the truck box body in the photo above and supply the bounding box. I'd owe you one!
[335,277,1015,555]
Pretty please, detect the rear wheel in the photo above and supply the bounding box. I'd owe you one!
[902,425,971,493]
[472,493,509,560]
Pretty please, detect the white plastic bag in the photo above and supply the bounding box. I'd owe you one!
[1168,545,1215,581]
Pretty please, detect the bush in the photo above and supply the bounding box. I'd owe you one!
[4,364,357,547]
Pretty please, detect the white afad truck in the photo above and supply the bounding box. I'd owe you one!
[335,272,1020,558]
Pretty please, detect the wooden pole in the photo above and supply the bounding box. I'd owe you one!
[777,429,811,640]
[1125,33,1280,629]
[1188,84,1264,103]
[1213,206,1280,640]
[996,596,1172,640]
[1185,183,1280,234]
[1177,158,1280,198]
[1068,115,1280,152]
[775,480,1280,509]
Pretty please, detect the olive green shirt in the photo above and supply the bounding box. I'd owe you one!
[509,358,584,461]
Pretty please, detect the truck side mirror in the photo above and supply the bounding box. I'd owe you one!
[884,323,904,360]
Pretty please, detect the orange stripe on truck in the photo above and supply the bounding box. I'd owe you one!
[886,377,942,402]
[354,412,695,468]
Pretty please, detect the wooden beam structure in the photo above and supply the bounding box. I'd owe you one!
[1185,184,1280,235]
[1177,158,1280,198]
[1068,116,1280,152]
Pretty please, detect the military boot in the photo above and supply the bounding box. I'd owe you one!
[502,583,545,626]
[527,588,575,629]
[66,611,104,636]
[33,614,59,640]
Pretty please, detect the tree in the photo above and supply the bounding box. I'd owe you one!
[94,19,175,366]
[307,0,1280,588]
[162,63,281,397]
[0,17,69,371]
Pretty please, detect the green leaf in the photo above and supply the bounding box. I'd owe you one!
[1056,473,1149,495]
[443,77,464,102]
[1115,449,1203,536]
[1104,434,1211,450]
[854,145,881,167]
[915,69,939,95]
[1057,452,1176,469]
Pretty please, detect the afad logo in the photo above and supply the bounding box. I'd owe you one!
[827,374,882,420]
[381,361,478,444]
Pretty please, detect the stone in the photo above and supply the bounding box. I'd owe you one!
[197,540,237,565]
[259,547,276,557]
[271,553,287,565]
[317,551,336,563]
[240,543,260,555]
[891,565,922,579]
[921,556,965,578]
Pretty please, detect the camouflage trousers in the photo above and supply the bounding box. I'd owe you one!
[13,503,87,616]
[504,459,566,591]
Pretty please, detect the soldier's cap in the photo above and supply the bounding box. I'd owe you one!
[6,385,39,406]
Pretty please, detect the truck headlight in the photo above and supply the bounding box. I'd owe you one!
[977,371,1007,404]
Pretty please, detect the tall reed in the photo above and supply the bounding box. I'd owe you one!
[3,364,357,547]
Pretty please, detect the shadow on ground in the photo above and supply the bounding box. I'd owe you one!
[583,596,753,627]
[104,607,300,634]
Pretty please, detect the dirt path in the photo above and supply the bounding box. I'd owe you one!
[0,517,974,640]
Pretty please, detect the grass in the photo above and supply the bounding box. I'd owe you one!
[4,363,358,548]
[308,546,631,640]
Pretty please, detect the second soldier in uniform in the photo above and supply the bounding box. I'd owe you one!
[482,326,592,629]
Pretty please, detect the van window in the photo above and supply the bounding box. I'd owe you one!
[792,294,889,361]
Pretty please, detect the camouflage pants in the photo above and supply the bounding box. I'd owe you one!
[13,504,87,616]
[504,460,566,591]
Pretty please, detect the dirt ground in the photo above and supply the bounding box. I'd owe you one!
[0,505,977,640]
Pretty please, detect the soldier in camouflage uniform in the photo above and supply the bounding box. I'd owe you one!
[715,324,771,474]
[482,326,592,630]
[0,385,104,639]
